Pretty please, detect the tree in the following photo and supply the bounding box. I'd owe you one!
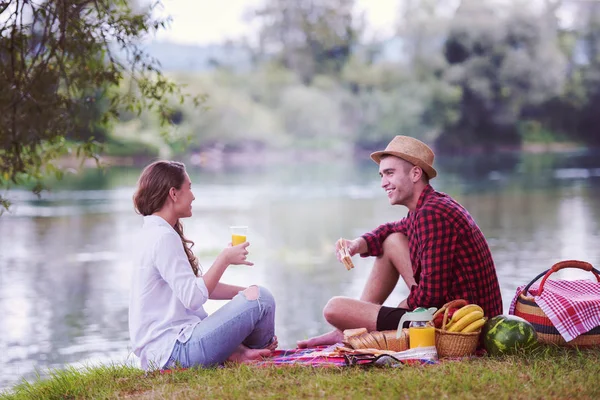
[547,0,600,146]
[396,0,458,76]
[0,0,201,212]
[437,0,566,152]
[250,0,361,84]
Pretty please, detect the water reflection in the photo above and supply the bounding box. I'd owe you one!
[1,151,600,390]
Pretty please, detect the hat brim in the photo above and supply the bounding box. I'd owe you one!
[370,150,437,179]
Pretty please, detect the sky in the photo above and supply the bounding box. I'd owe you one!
[153,0,576,46]
[154,0,401,45]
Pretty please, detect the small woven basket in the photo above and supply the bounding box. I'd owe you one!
[513,260,600,347]
[434,305,480,358]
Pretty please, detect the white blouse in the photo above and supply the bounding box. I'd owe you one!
[129,215,209,370]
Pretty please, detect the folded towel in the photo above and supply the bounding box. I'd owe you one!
[510,279,600,342]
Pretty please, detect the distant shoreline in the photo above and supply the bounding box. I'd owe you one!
[56,141,589,170]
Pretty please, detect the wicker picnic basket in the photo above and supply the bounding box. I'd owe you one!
[513,260,600,347]
[434,306,480,358]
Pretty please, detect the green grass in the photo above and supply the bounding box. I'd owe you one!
[2,346,599,400]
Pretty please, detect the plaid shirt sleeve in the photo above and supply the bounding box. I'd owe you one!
[406,209,456,310]
[360,218,408,257]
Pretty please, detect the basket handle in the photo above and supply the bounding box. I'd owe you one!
[441,306,453,331]
[521,260,600,296]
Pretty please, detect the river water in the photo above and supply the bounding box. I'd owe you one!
[1,151,599,389]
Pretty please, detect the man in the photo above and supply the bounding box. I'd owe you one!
[297,135,503,348]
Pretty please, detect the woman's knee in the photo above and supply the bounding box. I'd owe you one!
[242,285,275,306]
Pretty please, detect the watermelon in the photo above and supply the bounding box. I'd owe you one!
[482,315,538,356]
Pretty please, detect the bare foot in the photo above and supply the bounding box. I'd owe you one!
[297,330,343,349]
[266,336,278,351]
[227,344,271,363]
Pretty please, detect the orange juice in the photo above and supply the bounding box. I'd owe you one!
[232,234,246,246]
[408,326,436,348]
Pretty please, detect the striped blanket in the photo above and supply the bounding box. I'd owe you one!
[158,344,437,374]
[250,344,438,367]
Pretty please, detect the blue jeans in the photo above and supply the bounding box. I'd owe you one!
[164,286,276,368]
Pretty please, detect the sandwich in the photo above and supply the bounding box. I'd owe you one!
[337,238,355,271]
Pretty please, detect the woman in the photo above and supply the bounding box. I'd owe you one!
[129,160,276,370]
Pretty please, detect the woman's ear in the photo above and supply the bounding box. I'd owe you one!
[168,187,177,201]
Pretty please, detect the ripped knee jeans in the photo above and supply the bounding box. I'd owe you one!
[164,285,276,368]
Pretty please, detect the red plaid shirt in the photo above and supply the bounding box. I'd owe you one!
[361,185,503,317]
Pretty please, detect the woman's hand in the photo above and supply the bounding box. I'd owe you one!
[204,244,253,295]
[221,242,254,266]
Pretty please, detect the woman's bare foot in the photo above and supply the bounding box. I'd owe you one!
[266,336,278,351]
[297,329,343,349]
[227,344,271,363]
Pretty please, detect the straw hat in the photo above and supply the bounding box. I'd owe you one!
[370,136,437,179]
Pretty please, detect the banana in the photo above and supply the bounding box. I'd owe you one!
[445,304,484,329]
[447,310,485,332]
[461,317,487,333]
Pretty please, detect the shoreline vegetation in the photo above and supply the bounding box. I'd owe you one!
[1,346,599,399]
[60,139,588,172]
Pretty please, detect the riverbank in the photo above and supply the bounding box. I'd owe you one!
[2,346,599,399]
[57,139,589,172]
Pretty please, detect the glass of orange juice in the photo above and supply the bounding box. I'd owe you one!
[408,326,436,348]
[230,226,248,246]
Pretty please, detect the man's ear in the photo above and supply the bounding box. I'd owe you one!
[412,166,423,183]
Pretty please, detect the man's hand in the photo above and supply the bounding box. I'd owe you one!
[335,237,367,270]
[338,237,366,258]
[347,237,366,257]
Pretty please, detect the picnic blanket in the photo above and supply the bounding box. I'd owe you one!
[509,279,600,342]
[250,344,438,367]
[158,344,438,374]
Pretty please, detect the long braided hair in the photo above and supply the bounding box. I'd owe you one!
[133,160,200,276]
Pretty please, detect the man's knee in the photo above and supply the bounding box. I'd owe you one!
[382,232,408,253]
[323,296,347,323]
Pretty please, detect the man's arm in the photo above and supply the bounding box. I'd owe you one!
[358,219,408,258]
[406,210,456,309]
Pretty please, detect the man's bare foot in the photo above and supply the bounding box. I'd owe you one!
[227,344,271,363]
[297,330,343,349]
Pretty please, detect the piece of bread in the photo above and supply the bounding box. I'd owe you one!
[357,334,373,349]
[364,333,381,349]
[346,329,411,351]
[372,331,387,349]
[347,336,363,349]
[341,252,354,270]
[342,328,368,347]
[343,327,368,339]
[382,329,409,352]
[337,238,355,270]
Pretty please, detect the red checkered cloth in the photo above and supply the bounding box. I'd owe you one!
[509,279,600,342]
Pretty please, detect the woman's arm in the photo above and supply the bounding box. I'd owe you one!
[203,242,253,295]
[155,233,209,311]
[210,282,247,300]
